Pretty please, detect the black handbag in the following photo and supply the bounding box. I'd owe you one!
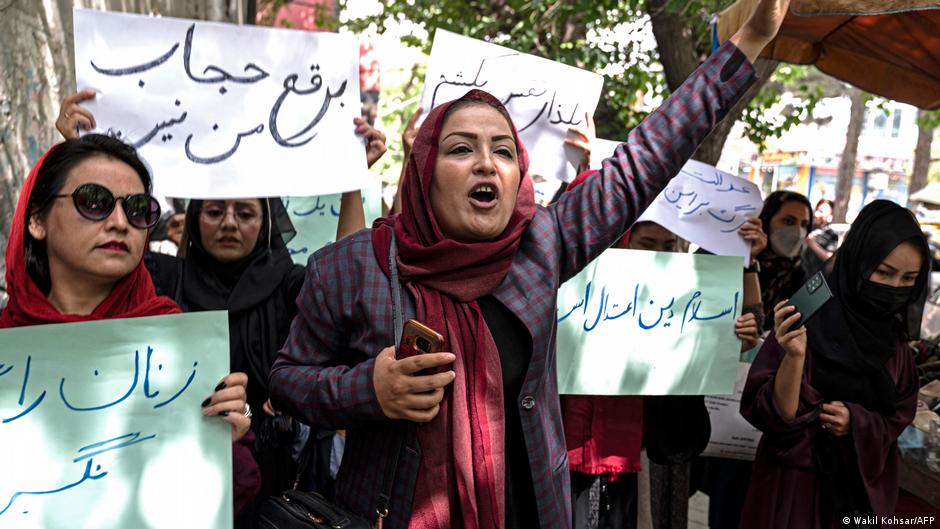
[256,227,406,529]
[256,489,373,529]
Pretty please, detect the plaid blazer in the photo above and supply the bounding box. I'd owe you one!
[270,41,755,529]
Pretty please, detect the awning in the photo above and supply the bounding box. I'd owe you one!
[717,0,940,109]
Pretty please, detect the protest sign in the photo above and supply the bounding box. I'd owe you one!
[0,312,231,529]
[702,361,763,461]
[590,143,763,266]
[556,249,741,395]
[73,9,369,199]
[637,159,762,266]
[588,137,623,171]
[285,178,384,265]
[420,29,604,183]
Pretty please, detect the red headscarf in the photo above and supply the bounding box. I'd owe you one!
[0,144,179,329]
[372,90,535,529]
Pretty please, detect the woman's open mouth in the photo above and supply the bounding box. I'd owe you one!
[97,241,129,252]
[468,184,499,209]
[218,236,241,247]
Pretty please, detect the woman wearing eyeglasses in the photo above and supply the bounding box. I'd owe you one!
[153,196,310,511]
[0,133,260,513]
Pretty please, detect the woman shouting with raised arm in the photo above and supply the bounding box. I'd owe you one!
[270,1,792,527]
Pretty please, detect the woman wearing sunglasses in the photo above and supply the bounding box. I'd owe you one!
[0,133,261,513]
[54,92,388,523]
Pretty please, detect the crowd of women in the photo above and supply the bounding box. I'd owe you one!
[0,0,929,527]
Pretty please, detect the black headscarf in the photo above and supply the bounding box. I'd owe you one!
[807,200,928,520]
[757,190,813,330]
[181,198,302,406]
[807,199,929,415]
[757,190,813,240]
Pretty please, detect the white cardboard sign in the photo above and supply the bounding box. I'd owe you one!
[638,160,762,265]
[592,143,762,265]
[588,138,623,171]
[73,9,369,199]
[420,29,604,183]
[702,361,763,461]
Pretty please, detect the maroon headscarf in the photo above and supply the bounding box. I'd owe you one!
[372,90,535,529]
[0,144,179,329]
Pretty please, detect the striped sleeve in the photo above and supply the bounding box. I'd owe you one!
[551,40,758,283]
[269,251,386,429]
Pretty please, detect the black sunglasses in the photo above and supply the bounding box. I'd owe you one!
[54,183,162,229]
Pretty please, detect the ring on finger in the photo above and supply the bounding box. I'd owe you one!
[243,403,252,418]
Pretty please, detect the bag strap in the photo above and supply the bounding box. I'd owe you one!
[376,226,406,522]
[173,257,184,306]
[292,422,315,490]
[390,228,404,351]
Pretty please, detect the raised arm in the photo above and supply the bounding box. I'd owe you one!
[552,41,755,281]
[56,90,97,140]
[736,217,768,350]
[727,0,791,64]
[770,301,808,422]
[336,190,366,241]
[390,108,423,216]
[335,118,388,241]
[552,0,788,282]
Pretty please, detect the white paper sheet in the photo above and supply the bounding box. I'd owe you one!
[420,29,604,183]
[588,137,623,171]
[556,250,742,396]
[702,361,763,461]
[73,9,368,199]
[0,313,231,528]
[638,160,762,265]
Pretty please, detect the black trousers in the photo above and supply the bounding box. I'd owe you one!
[571,472,638,529]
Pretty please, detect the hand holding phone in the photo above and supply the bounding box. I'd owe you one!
[773,301,807,358]
[786,271,833,329]
[774,272,832,358]
[372,320,454,423]
[400,319,445,357]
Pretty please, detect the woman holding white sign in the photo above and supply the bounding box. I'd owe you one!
[56,93,389,516]
[269,2,791,528]
[558,163,765,529]
[739,200,925,528]
[0,134,260,514]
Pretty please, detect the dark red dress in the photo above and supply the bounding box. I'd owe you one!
[738,334,918,529]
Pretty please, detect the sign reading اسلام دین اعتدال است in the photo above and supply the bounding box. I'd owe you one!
[556,250,742,396]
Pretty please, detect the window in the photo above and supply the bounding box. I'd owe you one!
[892,109,903,138]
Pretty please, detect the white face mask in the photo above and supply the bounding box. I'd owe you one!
[769,225,807,258]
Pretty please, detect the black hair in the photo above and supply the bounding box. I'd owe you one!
[25,134,153,294]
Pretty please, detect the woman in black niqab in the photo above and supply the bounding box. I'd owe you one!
[808,199,928,417]
[805,200,927,523]
[738,200,925,529]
